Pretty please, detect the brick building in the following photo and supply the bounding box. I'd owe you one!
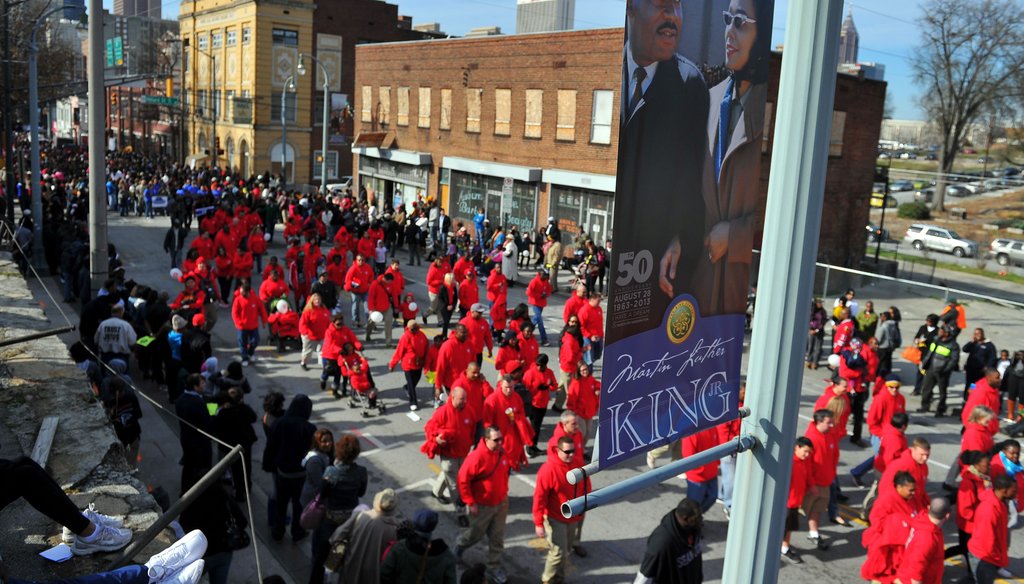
[352,28,886,267]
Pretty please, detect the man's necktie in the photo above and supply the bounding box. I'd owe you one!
[628,67,647,120]
[716,76,735,181]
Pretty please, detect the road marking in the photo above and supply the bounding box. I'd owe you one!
[428,462,441,474]
[360,442,404,457]
[513,473,536,488]
[349,428,387,450]
[395,478,434,494]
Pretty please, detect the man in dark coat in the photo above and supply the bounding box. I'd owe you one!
[176,373,214,494]
[262,393,315,541]
[636,497,704,584]
[609,0,708,343]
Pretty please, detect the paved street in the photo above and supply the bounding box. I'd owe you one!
[69,212,1024,583]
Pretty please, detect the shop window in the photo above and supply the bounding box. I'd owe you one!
[271,93,297,123]
[379,86,391,126]
[466,88,482,133]
[212,32,222,49]
[525,89,543,139]
[590,89,613,144]
[830,111,846,157]
[556,90,576,142]
[226,30,237,47]
[313,151,339,180]
[361,86,372,122]
[397,87,410,127]
[495,89,511,136]
[197,34,208,51]
[440,89,452,130]
[418,87,431,128]
[272,28,298,46]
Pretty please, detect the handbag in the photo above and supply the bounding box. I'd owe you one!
[300,493,326,530]
[224,500,251,551]
[324,513,361,572]
[900,345,921,365]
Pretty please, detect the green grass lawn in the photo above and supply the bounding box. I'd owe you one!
[872,249,1024,285]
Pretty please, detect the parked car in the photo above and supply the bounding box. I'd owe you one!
[866,222,889,243]
[912,179,935,189]
[962,147,977,154]
[961,182,987,194]
[903,224,979,257]
[899,152,918,160]
[946,184,971,197]
[990,238,1024,266]
[890,179,915,192]
[914,189,934,204]
[326,176,354,193]
[925,153,938,161]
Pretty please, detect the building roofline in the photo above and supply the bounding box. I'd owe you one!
[353,26,623,49]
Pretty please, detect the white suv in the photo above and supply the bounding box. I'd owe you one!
[903,224,978,257]
[991,238,1024,266]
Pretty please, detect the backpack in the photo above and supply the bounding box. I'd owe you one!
[891,323,902,348]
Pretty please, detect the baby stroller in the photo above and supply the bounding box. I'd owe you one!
[268,299,301,352]
[342,354,387,417]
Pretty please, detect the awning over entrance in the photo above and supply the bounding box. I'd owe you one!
[443,156,541,183]
[352,131,395,149]
[352,147,432,167]
[542,169,616,193]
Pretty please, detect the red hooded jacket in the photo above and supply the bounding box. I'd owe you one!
[389,328,429,371]
[457,437,510,507]
[532,441,591,527]
[422,400,477,460]
[231,290,267,330]
[435,334,474,390]
[567,375,600,420]
[967,489,1009,568]
[681,427,721,483]
[866,388,906,437]
[896,513,944,584]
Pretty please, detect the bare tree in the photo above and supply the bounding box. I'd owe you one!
[912,0,1024,211]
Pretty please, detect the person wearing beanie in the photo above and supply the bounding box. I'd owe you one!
[329,488,404,584]
[380,509,458,584]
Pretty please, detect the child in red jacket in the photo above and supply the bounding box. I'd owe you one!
[268,299,300,352]
[782,437,815,564]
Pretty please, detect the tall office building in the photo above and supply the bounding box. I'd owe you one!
[113,0,161,19]
[838,11,858,64]
[516,0,574,34]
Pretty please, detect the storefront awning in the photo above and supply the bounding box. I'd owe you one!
[443,156,541,183]
[352,131,397,149]
[186,153,209,167]
[542,169,616,193]
[352,147,432,167]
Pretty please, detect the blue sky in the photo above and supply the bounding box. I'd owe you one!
[131,0,924,120]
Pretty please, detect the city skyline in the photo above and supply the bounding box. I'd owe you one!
[101,0,926,120]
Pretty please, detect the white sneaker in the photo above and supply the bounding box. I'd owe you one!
[72,523,133,556]
[646,452,657,469]
[153,558,205,584]
[62,504,125,544]
[410,404,419,411]
[145,530,208,581]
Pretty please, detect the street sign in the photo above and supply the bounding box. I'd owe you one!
[500,177,514,219]
[140,95,179,106]
[105,39,113,67]
[113,37,124,67]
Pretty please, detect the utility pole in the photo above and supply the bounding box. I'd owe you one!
[280,75,294,187]
[87,0,108,296]
[3,0,21,226]
[720,1,844,582]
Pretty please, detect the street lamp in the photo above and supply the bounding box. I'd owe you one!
[296,53,330,195]
[30,4,84,266]
[280,75,295,187]
[194,46,217,167]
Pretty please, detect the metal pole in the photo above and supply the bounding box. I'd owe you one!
[281,76,292,188]
[87,0,108,297]
[211,54,216,168]
[874,158,890,264]
[321,77,329,193]
[720,2,843,583]
[0,325,76,347]
[106,446,242,569]
[561,436,757,519]
[4,0,14,226]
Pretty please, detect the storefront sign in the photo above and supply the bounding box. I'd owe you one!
[598,0,774,466]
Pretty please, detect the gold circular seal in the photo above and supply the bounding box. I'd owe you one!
[666,300,696,344]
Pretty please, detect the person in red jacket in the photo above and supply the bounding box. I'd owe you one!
[578,292,605,365]
[526,269,554,346]
[455,426,512,582]
[385,258,406,295]
[860,471,922,583]
[524,354,557,457]
[422,387,476,526]
[944,450,991,579]
[533,435,592,582]
[483,376,534,472]
[268,299,300,352]
[554,317,584,412]
[813,377,851,440]
[459,303,493,364]
[782,437,814,564]
[879,438,931,512]
[518,323,539,366]
[434,325,474,407]
[948,405,998,491]
[230,278,267,365]
[259,269,289,309]
[248,226,268,274]
[493,334,522,376]
[989,439,1024,511]
[562,284,587,325]
[261,255,285,282]
[232,240,255,284]
[320,314,361,398]
[962,368,1002,434]
[896,498,951,584]
[453,363,494,424]
[366,272,398,347]
[862,412,910,516]
[344,254,375,328]
[458,270,480,319]
[832,307,854,353]
[681,427,721,514]
[389,320,430,410]
[967,475,1016,584]
[325,254,347,290]
[852,373,907,487]
[424,256,450,324]
[566,362,600,455]
[298,293,330,370]
[452,252,475,283]
[803,409,838,550]
[486,267,508,332]
[213,246,235,304]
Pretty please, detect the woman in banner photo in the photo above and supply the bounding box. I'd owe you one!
[694,0,774,317]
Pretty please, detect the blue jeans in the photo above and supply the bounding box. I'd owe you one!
[237,329,259,359]
[145,199,154,218]
[718,454,736,509]
[170,248,182,269]
[11,565,147,584]
[351,292,367,324]
[583,338,603,365]
[687,477,718,513]
[850,434,882,479]
[827,479,840,521]
[530,304,547,343]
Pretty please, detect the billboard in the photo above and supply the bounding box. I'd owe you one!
[598,0,774,466]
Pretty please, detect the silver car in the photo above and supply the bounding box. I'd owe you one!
[903,224,979,257]
[991,238,1024,266]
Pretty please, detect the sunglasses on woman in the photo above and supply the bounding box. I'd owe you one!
[722,11,756,29]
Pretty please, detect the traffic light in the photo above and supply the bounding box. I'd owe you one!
[110,93,118,107]
[215,137,220,151]
[165,78,174,98]
[315,153,324,163]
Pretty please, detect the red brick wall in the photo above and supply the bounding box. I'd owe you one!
[354,32,886,268]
